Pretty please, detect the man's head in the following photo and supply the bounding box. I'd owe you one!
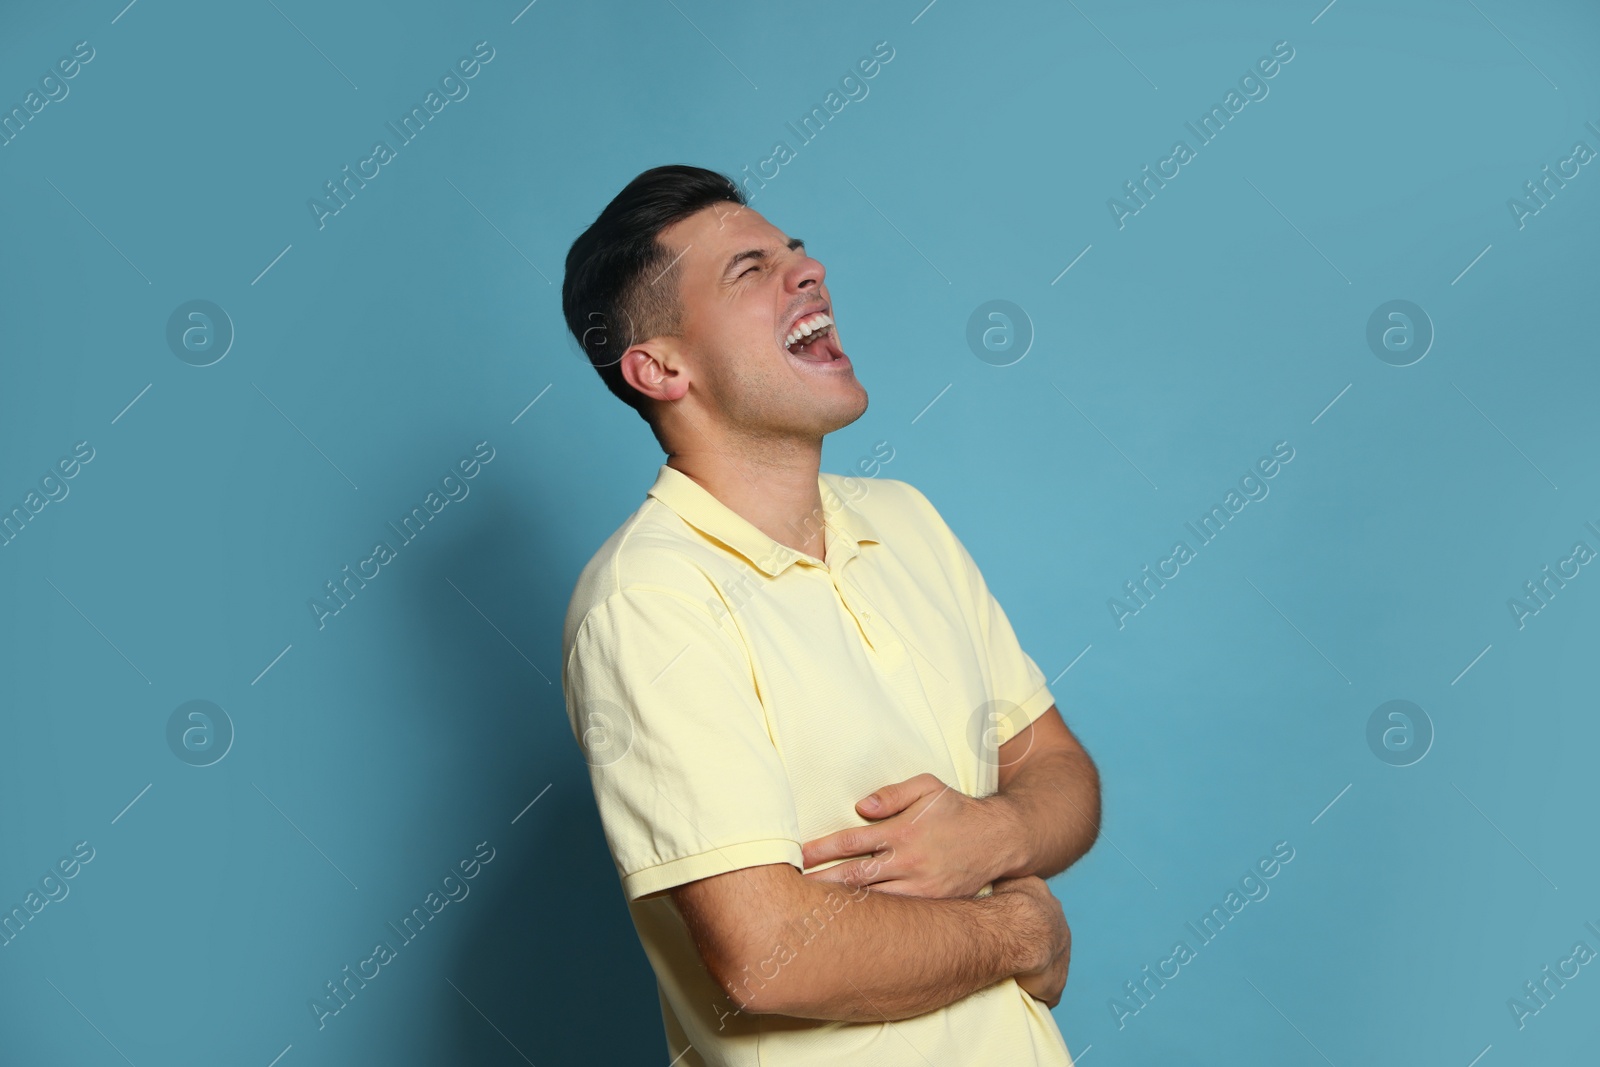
[562,165,866,453]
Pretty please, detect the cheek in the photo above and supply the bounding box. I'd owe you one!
[689,308,815,409]
[723,350,786,400]
[719,350,809,418]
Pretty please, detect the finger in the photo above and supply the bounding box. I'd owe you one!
[800,827,886,869]
[858,773,944,818]
[803,858,891,888]
[807,870,920,899]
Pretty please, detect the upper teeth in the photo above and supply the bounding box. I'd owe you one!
[785,313,833,350]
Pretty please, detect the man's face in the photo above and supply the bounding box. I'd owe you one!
[642,203,867,443]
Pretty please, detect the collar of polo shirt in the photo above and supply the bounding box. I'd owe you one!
[646,463,881,577]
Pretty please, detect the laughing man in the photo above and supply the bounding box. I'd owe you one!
[559,165,1101,1066]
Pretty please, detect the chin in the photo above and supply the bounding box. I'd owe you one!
[817,384,869,435]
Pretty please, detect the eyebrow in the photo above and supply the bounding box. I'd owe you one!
[721,237,804,281]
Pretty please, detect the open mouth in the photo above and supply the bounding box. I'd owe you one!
[783,311,845,364]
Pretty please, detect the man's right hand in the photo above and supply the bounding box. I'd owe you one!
[992,875,1071,1008]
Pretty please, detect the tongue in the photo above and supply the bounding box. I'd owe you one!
[791,334,831,362]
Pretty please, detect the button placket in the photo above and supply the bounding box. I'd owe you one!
[840,572,904,659]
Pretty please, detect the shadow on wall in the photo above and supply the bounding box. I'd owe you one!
[452,785,661,1063]
[402,492,663,1063]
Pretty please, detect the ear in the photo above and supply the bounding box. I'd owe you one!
[620,340,690,404]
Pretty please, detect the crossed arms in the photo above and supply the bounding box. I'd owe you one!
[671,704,1101,1022]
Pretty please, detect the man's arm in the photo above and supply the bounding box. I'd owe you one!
[801,705,1100,897]
[990,703,1101,880]
[671,861,1070,1022]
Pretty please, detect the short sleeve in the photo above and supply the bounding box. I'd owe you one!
[901,483,1056,747]
[562,588,803,901]
[955,533,1056,744]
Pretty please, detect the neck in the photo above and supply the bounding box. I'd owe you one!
[666,436,827,562]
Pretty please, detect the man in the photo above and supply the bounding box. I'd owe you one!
[559,165,1100,1066]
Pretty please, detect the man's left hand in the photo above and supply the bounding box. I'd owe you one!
[799,773,1017,899]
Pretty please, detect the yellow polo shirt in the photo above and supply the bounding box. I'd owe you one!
[561,462,1071,1067]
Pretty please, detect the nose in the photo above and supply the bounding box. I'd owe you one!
[786,246,825,292]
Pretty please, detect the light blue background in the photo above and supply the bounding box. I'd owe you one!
[2,0,1597,1063]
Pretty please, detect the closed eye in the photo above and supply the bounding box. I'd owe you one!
[725,238,804,283]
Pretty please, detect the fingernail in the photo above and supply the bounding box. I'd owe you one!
[861,794,880,812]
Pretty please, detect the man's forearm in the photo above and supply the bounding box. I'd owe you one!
[989,743,1101,882]
[691,866,1047,1023]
